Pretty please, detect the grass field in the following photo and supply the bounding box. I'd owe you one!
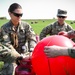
[0,19,75,69]
[0,19,75,35]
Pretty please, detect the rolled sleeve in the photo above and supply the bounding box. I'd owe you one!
[68,48,75,58]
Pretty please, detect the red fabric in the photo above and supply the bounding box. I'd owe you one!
[15,57,36,75]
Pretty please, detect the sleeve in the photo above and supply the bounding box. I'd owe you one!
[66,25,75,41]
[68,47,75,58]
[1,26,11,45]
[39,24,52,40]
[68,30,75,38]
[25,23,37,52]
[67,24,73,31]
[0,44,20,62]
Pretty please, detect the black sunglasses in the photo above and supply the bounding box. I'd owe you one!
[12,12,23,17]
[58,16,66,18]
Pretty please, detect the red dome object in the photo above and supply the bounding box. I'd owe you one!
[32,35,75,75]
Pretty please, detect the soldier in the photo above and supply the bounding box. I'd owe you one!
[40,9,73,40]
[44,30,75,58]
[0,3,36,75]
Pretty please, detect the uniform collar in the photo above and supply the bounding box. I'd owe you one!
[56,21,67,26]
[18,21,24,30]
[9,20,24,31]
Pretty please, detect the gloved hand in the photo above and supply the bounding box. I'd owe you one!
[16,55,31,66]
[44,45,68,57]
[16,56,23,65]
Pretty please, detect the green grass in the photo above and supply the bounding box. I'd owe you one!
[0,19,74,35]
[0,19,9,26]
[24,19,56,35]
[0,61,4,70]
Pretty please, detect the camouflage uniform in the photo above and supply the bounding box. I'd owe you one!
[0,20,36,75]
[1,20,36,54]
[68,48,75,58]
[40,21,73,40]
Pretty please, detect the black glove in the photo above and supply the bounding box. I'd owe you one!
[16,56,23,65]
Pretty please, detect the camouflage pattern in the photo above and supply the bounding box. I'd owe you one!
[0,63,13,75]
[67,30,75,42]
[1,21,37,54]
[68,30,75,37]
[68,47,75,58]
[40,21,73,40]
[0,43,20,75]
[0,20,36,75]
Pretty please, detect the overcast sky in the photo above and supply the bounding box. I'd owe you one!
[0,0,75,20]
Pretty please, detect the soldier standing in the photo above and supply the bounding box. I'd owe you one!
[0,3,36,75]
[40,9,73,40]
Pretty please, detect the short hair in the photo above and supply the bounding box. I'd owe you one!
[8,3,22,13]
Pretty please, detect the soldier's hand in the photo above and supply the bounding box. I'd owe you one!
[44,45,63,58]
[58,31,68,37]
[16,56,23,65]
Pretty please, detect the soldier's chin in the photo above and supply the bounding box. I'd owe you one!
[16,19,21,22]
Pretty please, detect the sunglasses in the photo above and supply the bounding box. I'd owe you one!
[58,16,66,18]
[12,12,23,17]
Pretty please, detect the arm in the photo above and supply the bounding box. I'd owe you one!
[58,30,75,38]
[44,45,75,58]
[25,24,37,52]
[1,27,11,45]
[0,43,20,62]
[44,46,69,57]
[39,24,52,40]
[67,30,75,38]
